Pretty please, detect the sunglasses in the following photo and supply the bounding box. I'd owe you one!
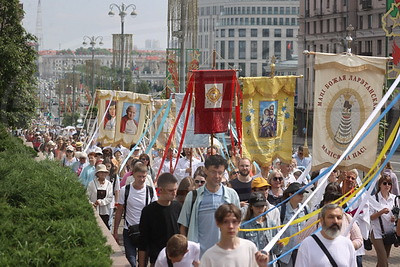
[347,176,356,181]
[382,182,392,186]
[221,181,227,186]
[195,180,205,185]
[139,158,148,161]
[273,177,283,181]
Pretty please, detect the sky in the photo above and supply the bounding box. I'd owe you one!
[20,0,168,51]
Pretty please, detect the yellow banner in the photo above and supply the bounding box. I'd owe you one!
[241,76,297,167]
[312,53,387,172]
[97,90,152,147]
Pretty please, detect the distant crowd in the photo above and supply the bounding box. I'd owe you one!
[20,126,400,267]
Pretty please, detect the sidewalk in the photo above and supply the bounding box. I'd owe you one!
[363,245,400,266]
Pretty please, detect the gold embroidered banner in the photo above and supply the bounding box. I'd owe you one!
[97,90,152,147]
[312,53,387,172]
[241,76,297,167]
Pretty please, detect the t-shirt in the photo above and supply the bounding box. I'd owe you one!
[155,241,200,267]
[118,184,158,228]
[295,232,356,267]
[139,201,182,263]
[200,238,258,267]
[229,178,253,202]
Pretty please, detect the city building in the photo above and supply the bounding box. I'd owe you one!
[296,0,397,136]
[198,0,300,77]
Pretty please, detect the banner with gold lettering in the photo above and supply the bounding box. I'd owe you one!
[312,53,387,172]
[241,76,297,167]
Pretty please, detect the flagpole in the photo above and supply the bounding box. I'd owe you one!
[210,49,217,155]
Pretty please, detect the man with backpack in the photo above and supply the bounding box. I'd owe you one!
[113,163,157,267]
[178,155,240,256]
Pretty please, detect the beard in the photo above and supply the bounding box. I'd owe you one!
[322,223,341,239]
[239,169,250,177]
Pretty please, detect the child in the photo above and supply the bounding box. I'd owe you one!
[155,234,200,267]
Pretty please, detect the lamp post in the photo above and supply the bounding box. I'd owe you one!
[108,3,137,91]
[83,36,103,96]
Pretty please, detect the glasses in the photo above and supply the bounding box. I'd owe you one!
[221,181,227,186]
[139,158,148,161]
[273,177,283,181]
[347,176,356,181]
[383,182,392,186]
[195,180,205,185]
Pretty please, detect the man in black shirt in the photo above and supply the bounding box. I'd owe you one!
[230,158,253,203]
[138,173,182,267]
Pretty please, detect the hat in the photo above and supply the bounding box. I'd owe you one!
[284,182,309,194]
[75,152,87,159]
[293,168,303,175]
[249,192,268,207]
[47,141,56,147]
[251,177,270,188]
[76,142,83,148]
[95,164,109,174]
[66,145,75,152]
[94,147,103,155]
[114,148,122,155]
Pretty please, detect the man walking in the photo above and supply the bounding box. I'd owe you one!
[295,203,356,267]
[113,163,158,266]
[138,173,182,267]
[178,155,240,256]
[230,158,253,203]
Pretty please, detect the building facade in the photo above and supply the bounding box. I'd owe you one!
[296,0,392,136]
[198,0,300,77]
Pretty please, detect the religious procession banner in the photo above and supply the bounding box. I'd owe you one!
[153,99,176,149]
[312,53,387,172]
[241,76,297,167]
[175,93,209,148]
[97,90,117,146]
[96,90,152,147]
[191,70,237,134]
[166,49,180,93]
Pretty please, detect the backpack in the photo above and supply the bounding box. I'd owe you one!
[280,202,309,224]
[123,184,154,223]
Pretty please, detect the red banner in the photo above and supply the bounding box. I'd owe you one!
[192,70,237,134]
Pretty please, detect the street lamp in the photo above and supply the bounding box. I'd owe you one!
[83,36,103,96]
[108,3,137,91]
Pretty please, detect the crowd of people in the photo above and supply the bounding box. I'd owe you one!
[22,127,400,267]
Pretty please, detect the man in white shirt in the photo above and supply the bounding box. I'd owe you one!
[175,148,201,183]
[113,163,158,266]
[295,203,356,267]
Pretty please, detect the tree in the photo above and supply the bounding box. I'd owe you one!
[0,0,38,128]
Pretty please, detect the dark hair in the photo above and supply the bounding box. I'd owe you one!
[215,203,241,224]
[105,101,116,121]
[139,153,150,166]
[205,155,228,170]
[176,177,195,204]
[321,191,342,206]
[103,158,117,183]
[87,152,97,158]
[129,143,137,151]
[130,158,142,169]
[158,173,178,188]
[377,174,392,193]
[324,182,341,195]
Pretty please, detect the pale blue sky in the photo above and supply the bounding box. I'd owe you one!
[20,0,168,50]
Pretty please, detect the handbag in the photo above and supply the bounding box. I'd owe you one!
[376,194,398,246]
[127,224,141,246]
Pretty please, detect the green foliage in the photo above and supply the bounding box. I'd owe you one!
[0,0,38,129]
[0,125,36,157]
[75,47,112,56]
[62,113,80,127]
[136,81,151,94]
[0,126,112,266]
[378,119,389,143]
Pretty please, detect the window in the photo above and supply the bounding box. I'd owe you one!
[280,7,284,14]
[292,7,297,14]
[262,7,267,14]
[251,29,258,37]
[229,29,235,37]
[239,29,246,37]
[379,13,383,28]
[286,29,294,37]
[268,18,272,25]
[262,29,269,37]
[274,29,282,37]
[250,63,257,77]
[286,7,290,14]
[274,7,278,14]
[257,7,261,14]
[286,18,290,25]
[251,18,255,25]
[286,41,293,60]
[245,18,249,25]
[252,7,256,14]
[228,41,234,59]
[327,19,330,32]
[279,18,284,25]
[273,18,278,25]
[221,29,225,37]
[268,7,272,14]
[251,41,258,59]
[368,15,372,29]
[274,41,281,58]
[239,41,246,59]
[359,16,363,30]
[220,62,225,69]
[366,40,372,53]
[239,63,246,77]
[334,18,337,31]
[262,63,268,76]
[262,18,266,25]
[377,40,382,55]
[292,18,296,25]
[220,41,225,58]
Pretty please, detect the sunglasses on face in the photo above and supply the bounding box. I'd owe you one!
[347,176,356,181]
[139,158,148,161]
[195,180,205,185]
[221,182,227,186]
[382,182,392,186]
[273,177,283,181]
